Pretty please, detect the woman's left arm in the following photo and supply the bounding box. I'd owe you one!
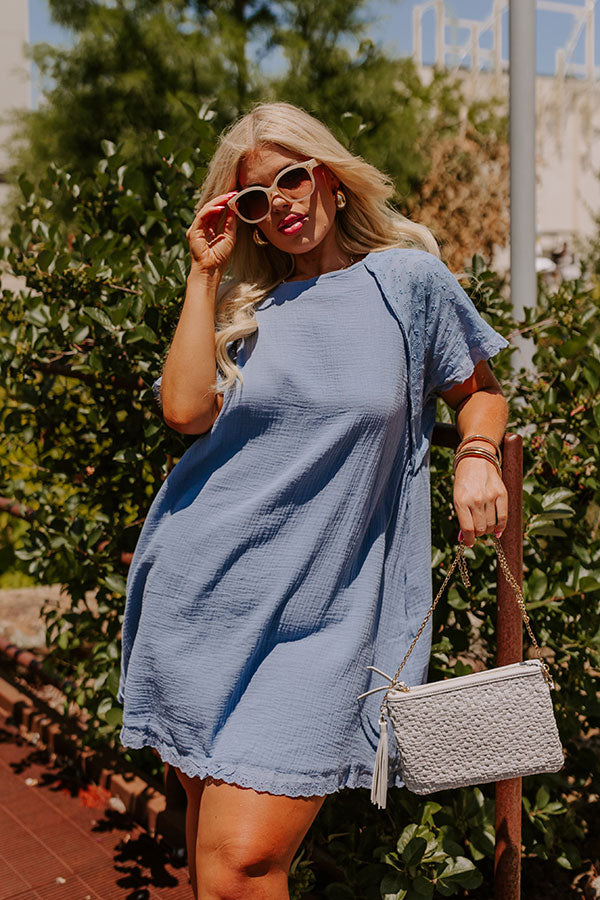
[438,359,509,548]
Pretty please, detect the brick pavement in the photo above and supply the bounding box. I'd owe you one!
[0,711,192,900]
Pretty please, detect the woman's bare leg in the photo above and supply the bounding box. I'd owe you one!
[174,767,207,899]
[195,777,326,900]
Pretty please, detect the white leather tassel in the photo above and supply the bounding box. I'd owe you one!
[370,715,389,809]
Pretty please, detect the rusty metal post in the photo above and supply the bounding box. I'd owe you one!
[431,426,525,898]
[494,433,524,900]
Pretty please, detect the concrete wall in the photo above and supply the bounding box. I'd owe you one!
[0,1,30,290]
[536,74,600,245]
[437,65,600,251]
[0,0,30,172]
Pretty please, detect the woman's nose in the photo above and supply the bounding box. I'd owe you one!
[271,191,291,211]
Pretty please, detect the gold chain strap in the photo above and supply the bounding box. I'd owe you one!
[377,537,554,721]
[492,537,554,689]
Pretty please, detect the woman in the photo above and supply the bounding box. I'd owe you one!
[118,101,509,899]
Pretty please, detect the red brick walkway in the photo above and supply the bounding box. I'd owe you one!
[0,712,192,900]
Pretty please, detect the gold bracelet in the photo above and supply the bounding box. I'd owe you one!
[454,446,500,468]
[456,434,502,467]
[453,447,503,478]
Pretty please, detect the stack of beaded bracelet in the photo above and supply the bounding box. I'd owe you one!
[453,434,503,478]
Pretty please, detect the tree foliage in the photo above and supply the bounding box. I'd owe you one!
[406,124,509,272]
[270,0,463,199]
[6,0,508,265]
[1,134,599,896]
[13,0,260,190]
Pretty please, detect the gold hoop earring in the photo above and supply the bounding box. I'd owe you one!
[335,189,347,210]
[253,228,269,246]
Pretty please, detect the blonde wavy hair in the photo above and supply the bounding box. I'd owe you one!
[199,101,439,391]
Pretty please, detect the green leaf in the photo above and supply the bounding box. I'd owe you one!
[435,882,458,897]
[70,324,90,344]
[94,672,108,691]
[447,586,468,610]
[53,253,71,274]
[57,632,69,650]
[402,836,427,867]
[97,696,113,716]
[37,249,55,271]
[340,111,364,141]
[527,523,567,537]
[380,872,408,899]
[19,174,34,200]
[559,336,587,357]
[104,707,123,726]
[527,569,548,602]
[412,874,434,897]
[103,573,127,595]
[107,667,121,698]
[580,575,600,593]
[82,306,115,331]
[420,801,442,826]
[439,856,478,880]
[468,827,495,858]
[124,323,158,344]
[25,305,52,327]
[397,824,419,854]
[541,487,575,508]
[535,785,550,810]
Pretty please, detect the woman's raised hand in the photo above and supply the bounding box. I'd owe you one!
[186,191,238,277]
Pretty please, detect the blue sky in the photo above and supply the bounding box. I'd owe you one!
[28,0,597,104]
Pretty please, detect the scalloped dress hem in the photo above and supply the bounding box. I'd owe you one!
[120,722,406,797]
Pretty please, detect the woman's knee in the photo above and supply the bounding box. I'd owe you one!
[196,836,288,899]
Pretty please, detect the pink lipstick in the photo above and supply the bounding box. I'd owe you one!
[278,214,307,234]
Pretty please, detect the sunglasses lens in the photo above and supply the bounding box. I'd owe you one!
[236,190,269,222]
[277,165,313,199]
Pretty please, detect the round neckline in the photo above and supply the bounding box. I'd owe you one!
[276,253,372,289]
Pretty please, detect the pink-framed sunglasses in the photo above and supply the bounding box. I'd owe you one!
[226,158,321,224]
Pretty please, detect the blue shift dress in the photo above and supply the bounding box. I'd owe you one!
[118,248,509,796]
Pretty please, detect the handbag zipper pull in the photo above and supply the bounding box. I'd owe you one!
[370,712,389,809]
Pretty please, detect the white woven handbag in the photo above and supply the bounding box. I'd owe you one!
[358,537,564,808]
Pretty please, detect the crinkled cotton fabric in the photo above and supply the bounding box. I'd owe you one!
[118,248,509,797]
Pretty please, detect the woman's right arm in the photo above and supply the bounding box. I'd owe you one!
[160,191,238,435]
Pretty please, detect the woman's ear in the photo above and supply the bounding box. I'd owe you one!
[321,165,340,193]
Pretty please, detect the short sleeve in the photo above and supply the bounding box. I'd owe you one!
[423,256,509,398]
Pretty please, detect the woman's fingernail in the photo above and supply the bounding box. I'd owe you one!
[458,530,463,542]
[496,530,503,538]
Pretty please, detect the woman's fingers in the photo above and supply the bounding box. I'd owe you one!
[457,508,475,547]
[186,193,236,239]
[185,192,239,269]
[470,502,489,542]
[495,486,508,537]
[453,458,509,547]
[195,192,238,224]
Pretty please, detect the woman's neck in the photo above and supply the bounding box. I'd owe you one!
[288,232,357,281]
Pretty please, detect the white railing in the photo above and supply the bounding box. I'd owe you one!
[413,0,599,83]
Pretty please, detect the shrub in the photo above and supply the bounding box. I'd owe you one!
[1,137,599,897]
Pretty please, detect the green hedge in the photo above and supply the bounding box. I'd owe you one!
[1,133,599,898]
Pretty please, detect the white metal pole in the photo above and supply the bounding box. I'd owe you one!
[586,0,594,81]
[494,0,503,77]
[509,0,537,371]
[413,7,422,68]
[436,0,445,67]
